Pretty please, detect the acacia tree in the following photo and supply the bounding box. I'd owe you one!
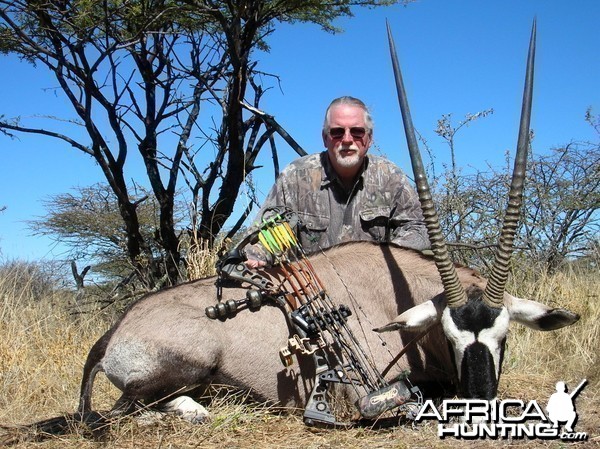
[0,0,401,287]
[429,111,599,273]
[432,109,494,247]
[520,140,599,271]
[28,183,170,282]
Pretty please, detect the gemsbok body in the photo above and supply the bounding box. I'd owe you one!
[77,241,577,423]
[4,21,579,439]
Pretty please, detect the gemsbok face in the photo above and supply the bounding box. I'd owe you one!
[375,21,579,400]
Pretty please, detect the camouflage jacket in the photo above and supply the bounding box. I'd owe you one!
[245,152,429,262]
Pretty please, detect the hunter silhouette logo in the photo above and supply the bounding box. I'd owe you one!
[546,379,587,434]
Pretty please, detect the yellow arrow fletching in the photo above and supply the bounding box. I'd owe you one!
[258,233,274,253]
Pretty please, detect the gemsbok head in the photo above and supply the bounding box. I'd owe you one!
[375,21,580,400]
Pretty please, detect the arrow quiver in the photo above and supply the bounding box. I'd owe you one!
[207,207,422,426]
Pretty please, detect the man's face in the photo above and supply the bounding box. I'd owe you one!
[322,104,372,179]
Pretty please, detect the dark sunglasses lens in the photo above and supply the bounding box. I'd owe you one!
[329,128,345,139]
[328,127,366,139]
[350,127,366,138]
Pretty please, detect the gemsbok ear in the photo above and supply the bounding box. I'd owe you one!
[374,298,444,333]
[507,296,580,331]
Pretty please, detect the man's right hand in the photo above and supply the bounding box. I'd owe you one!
[245,259,267,269]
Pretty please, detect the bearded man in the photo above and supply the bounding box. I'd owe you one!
[245,96,429,267]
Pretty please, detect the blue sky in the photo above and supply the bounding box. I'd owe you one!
[1,0,599,262]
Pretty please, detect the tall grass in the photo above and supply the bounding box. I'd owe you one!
[0,261,118,425]
[0,259,598,448]
[181,232,230,280]
[501,265,599,402]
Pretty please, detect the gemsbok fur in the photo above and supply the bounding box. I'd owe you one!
[2,21,579,441]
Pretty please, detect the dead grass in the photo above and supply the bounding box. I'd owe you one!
[0,261,598,448]
[182,233,230,280]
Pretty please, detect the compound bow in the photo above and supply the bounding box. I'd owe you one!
[206,207,422,426]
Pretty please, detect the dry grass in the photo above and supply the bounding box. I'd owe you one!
[182,233,230,280]
[0,261,598,448]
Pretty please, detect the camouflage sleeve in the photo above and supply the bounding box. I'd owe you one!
[387,165,431,251]
[242,242,273,266]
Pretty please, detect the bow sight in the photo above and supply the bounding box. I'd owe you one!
[206,207,422,426]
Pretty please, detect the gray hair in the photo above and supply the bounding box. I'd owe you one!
[322,96,374,135]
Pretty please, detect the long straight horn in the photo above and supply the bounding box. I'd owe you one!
[483,21,537,307]
[387,22,467,308]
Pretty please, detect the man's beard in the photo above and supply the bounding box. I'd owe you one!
[333,145,362,169]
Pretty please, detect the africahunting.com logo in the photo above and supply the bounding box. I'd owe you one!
[415,379,588,441]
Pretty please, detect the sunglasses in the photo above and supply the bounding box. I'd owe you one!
[328,127,367,140]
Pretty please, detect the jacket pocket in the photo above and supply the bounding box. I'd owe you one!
[297,212,329,250]
[360,206,394,241]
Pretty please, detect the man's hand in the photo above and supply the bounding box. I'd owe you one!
[245,259,267,269]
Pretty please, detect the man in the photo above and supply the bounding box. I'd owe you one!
[245,96,429,267]
[546,381,579,433]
